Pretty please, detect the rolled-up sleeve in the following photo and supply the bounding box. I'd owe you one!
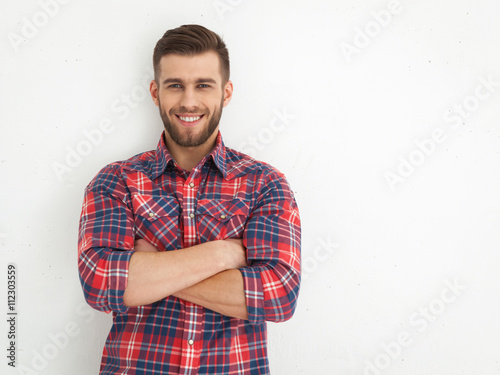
[240,171,301,325]
[77,166,135,314]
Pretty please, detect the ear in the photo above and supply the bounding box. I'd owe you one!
[222,80,233,108]
[150,79,159,107]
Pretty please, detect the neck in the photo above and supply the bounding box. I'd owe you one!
[164,131,219,171]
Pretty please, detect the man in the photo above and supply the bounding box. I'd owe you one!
[78,24,301,374]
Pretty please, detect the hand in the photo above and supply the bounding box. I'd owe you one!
[222,238,248,269]
[134,238,159,252]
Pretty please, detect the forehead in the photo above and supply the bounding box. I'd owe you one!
[157,51,222,83]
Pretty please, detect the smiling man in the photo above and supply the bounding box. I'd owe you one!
[78,25,301,375]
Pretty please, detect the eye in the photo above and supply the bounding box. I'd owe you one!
[198,84,210,88]
[168,84,182,89]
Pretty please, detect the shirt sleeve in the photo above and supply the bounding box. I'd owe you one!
[77,165,135,314]
[240,170,301,325]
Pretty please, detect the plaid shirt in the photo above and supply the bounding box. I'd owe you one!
[78,131,301,374]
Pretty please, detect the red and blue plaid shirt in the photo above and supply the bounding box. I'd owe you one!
[78,131,301,374]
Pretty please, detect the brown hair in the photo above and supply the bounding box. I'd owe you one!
[153,24,230,84]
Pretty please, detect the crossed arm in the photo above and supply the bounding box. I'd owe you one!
[78,170,301,323]
[123,238,249,320]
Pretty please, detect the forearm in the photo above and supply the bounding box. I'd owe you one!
[124,241,232,307]
[173,269,248,320]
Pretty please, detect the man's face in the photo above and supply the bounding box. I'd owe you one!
[151,51,233,148]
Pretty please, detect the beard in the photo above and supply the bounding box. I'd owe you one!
[159,97,224,148]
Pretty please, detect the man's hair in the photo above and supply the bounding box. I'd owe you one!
[153,24,230,84]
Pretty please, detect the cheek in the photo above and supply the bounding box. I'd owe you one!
[159,98,175,113]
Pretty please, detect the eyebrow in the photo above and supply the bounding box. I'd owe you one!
[162,78,218,85]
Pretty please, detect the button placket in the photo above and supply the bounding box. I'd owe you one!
[179,173,203,372]
[182,175,199,247]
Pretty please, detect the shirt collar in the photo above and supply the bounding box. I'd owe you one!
[208,131,227,178]
[152,131,227,179]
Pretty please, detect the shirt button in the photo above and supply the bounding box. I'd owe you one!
[148,212,155,218]
[188,339,194,346]
[189,213,195,219]
[189,182,195,188]
[220,214,227,219]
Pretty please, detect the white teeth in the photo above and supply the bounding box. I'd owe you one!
[179,116,201,122]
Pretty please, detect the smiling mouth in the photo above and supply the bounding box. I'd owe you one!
[176,115,204,123]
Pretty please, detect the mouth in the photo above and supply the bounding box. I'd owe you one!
[175,114,205,127]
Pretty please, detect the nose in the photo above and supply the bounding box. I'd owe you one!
[179,86,199,110]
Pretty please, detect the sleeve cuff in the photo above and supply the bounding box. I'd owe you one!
[240,266,265,325]
[106,249,134,314]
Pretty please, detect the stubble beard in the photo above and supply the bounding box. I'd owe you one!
[159,97,224,148]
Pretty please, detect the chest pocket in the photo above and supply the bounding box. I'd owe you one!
[132,194,179,250]
[196,198,250,242]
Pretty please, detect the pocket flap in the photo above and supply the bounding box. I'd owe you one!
[196,198,250,222]
[132,194,179,222]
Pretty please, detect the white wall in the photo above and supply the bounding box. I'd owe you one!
[1,0,500,374]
